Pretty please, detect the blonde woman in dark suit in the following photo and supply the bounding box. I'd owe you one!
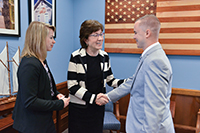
[12,21,70,133]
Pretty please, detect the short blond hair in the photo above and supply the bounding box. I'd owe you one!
[136,14,160,38]
[21,21,55,61]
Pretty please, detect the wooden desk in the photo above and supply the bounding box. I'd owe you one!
[0,102,15,116]
[53,81,69,133]
[0,101,16,133]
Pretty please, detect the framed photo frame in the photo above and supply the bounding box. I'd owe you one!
[0,0,20,37]
[28,0,56,37]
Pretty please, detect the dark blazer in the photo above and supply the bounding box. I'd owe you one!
[12,56,64,133]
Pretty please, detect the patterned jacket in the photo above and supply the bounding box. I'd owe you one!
[67,48,126,105]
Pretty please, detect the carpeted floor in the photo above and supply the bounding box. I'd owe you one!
[62,129,120,133]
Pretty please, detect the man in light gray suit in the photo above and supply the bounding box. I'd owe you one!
[97,15,175,133]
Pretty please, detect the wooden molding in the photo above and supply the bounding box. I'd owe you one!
[172,88,200,97]
[105,48,200,56]
[56,81,68,90]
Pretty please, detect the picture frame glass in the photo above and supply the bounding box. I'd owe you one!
[0,0,20,36]
[30,0,55,27]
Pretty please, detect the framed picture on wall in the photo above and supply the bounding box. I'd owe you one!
[0,0,20,37]
[28,0,56,36]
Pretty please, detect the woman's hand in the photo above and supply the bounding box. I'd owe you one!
[62,97,70,108]
[57,94,70,108]
[57,94,65,99]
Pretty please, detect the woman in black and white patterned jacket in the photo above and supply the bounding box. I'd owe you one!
[67,20,126,133]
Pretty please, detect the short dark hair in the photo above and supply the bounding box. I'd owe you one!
[79,20,104,48]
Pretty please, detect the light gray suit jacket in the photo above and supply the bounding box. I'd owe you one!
[107,43,175,133]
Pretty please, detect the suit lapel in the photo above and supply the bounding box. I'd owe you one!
[129,55,146,91]
[130,44,162,92]
[135,43,162,74]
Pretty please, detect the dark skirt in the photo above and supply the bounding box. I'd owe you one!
[68,103,105,133]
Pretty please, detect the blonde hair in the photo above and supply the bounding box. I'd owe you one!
[21,21,55,61]
[136,14,160,38]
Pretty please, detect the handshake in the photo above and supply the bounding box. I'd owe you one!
[95,93,109,106]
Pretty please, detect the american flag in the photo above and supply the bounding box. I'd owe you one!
[104,0,200,55]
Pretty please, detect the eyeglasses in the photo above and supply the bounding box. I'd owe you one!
[89,33,105,38]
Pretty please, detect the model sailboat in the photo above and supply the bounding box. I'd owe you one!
[0,42,20,105]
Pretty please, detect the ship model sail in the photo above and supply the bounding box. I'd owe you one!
[12,45,20,94]
[0,42,20,104]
